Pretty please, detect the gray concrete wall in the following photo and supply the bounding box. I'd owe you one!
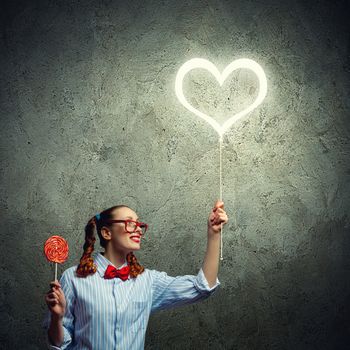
[1,0,349,349]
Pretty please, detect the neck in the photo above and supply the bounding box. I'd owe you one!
[102,248,129,268]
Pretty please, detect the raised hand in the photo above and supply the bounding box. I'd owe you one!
[45,280,66,319]
[208,200,228,235]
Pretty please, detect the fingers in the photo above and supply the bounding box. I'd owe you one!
[50,281,61,289]
[46,292,59,305]
[46,281,63,303]
[49,290,60,299]
[49,281,62,293]
[209,200,228,227]
[45,293,59,308]
[211,207,226,220]
[45,281,66,315]
[214,200,224,209]
[46,296,59,306]
[210,212,228,225]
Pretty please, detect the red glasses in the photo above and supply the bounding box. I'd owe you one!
[106,219,148,235]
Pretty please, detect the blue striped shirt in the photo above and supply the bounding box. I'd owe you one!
[42,252,221,349]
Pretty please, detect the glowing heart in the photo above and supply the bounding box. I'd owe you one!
[175,58,267,138]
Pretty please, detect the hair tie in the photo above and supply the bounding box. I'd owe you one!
[95,213,101,221]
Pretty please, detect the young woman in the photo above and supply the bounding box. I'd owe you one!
[43,200,228,349]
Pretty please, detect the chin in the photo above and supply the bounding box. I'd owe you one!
[126,245,141,253]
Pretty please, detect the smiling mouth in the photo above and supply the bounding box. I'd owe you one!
[130,236,141,243]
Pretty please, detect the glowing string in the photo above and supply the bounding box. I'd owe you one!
[219,136,223,260]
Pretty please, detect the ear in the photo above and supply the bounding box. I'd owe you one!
[100,226,112,241]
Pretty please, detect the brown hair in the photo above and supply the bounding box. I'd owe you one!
[76,205,145,278]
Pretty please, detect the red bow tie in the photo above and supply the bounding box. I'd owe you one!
[104,264,130,281]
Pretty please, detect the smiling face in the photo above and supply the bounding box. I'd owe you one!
[100,206,143,256]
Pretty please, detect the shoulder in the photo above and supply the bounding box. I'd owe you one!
[137,267,165,282]
[63,265,79,277]
[144,267,162,276]
[60,265,80,284]
[143,267,171,282]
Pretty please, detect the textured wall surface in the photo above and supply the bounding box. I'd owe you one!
[1,0,349,349]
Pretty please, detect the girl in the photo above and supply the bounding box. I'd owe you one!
[43,200,228,349]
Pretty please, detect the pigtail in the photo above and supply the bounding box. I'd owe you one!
[76,217,98,277]
[127,251,145,278]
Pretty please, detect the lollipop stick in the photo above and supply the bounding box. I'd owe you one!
[219,136,224,261]
[55,262,58,281]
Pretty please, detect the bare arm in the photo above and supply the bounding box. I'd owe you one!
[45,279,68,348]
[202,200,228,288]
[48,314,64,347]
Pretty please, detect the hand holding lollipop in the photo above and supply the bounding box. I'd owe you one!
[45,280,66,319]
[44,235,69,327]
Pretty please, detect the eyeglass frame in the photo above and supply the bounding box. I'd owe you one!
[105,219,148,234]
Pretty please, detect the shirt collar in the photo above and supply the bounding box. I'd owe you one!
[94,252,129,278]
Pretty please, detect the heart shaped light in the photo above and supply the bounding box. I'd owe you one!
[175,58,267,138]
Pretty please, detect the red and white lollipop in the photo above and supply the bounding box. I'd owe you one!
[44,235,69,281]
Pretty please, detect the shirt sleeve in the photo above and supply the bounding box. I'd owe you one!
[42,269,75,349]
[150,267,220,313]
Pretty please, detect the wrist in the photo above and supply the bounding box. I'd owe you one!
[207,229,221,239]
[51,314,64,323]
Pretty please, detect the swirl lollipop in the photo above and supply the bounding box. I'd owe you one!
[44,235,69,281]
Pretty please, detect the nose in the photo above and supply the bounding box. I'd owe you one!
[135,226,143,235]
